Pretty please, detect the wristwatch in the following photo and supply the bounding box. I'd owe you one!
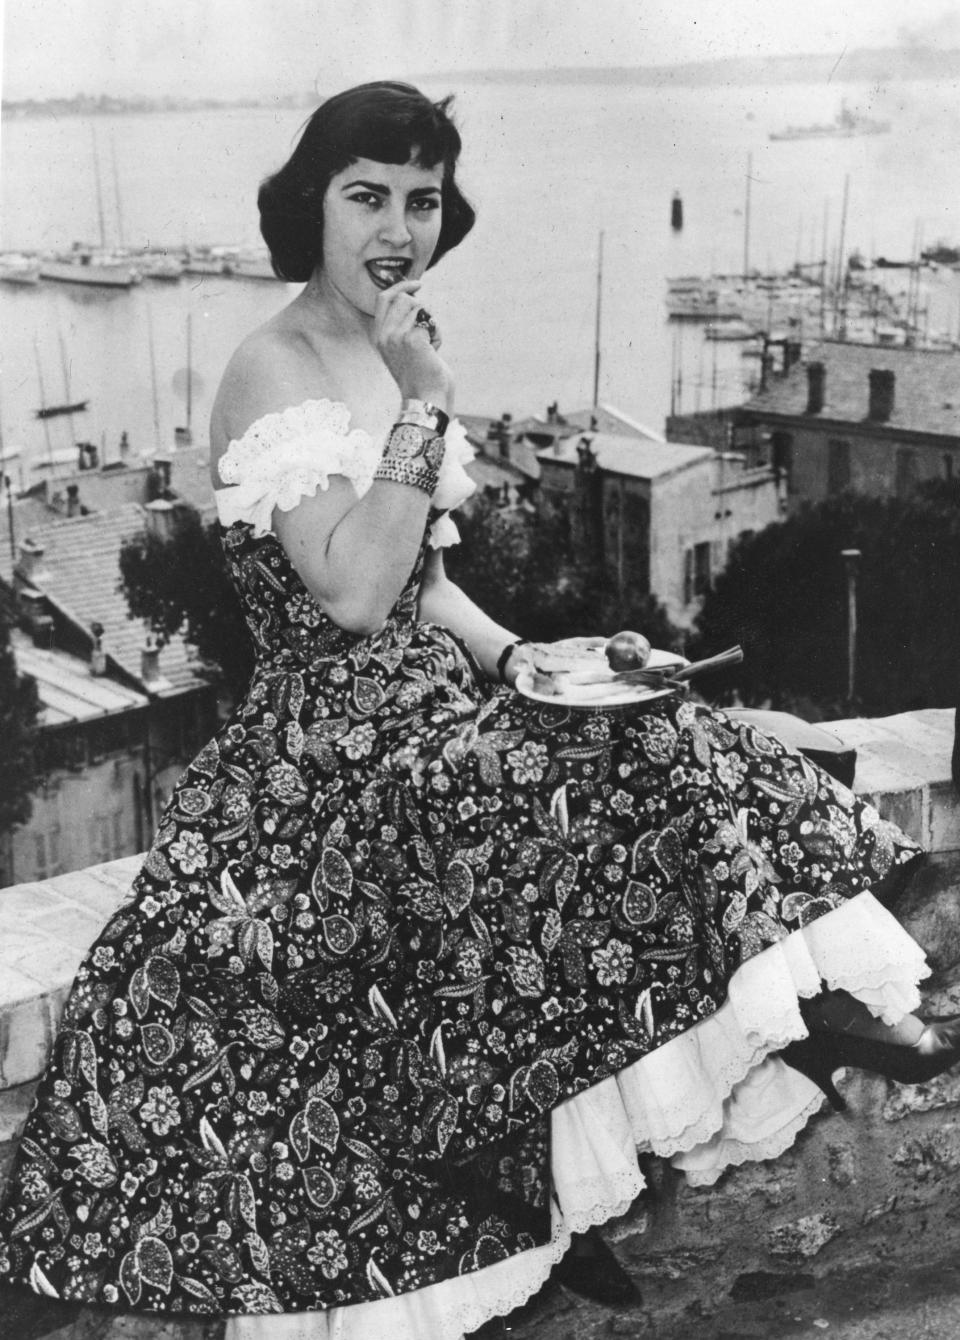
[398,399,450,438]
[384,422,446,470]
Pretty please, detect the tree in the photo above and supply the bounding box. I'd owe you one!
[119,499,683,704]
[692,481,960,718]
[447,496,681,650]
[0,591,41,835]
[119,511,255,701]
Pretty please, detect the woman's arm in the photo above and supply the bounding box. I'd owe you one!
[221,281,454,637]
[417,549,530,685]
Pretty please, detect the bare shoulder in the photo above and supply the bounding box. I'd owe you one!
[209,320,330,485]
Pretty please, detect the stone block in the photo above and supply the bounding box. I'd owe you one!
[765,1212,842,1260]
[0,1078,38,1142]
[895,850,960,970]
[892,1123,960,1178]
[858,783,925,845]
[930,780,960,853]
[0,971,67,1087]
[880,1071,960,1122]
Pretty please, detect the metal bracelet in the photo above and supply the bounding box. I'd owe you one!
[398,399,450,437]
[373,454,440,495]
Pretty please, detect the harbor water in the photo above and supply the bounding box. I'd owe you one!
[1,75,959,477]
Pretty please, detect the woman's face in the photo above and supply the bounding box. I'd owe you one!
[320,155,444,315]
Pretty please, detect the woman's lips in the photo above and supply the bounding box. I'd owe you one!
[365,258,413,289]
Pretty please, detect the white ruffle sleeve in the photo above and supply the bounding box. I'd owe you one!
[214,398,476,549]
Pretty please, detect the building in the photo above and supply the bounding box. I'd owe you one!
[462,402,662,511]
[534,430,784,629]
[731,341,960,510]
[0,504,220,888]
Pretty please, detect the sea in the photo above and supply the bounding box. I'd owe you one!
[2,74,959,479]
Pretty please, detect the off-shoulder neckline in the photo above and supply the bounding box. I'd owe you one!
[226,397,375,451]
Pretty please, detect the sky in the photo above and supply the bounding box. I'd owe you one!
[2,0,960,103]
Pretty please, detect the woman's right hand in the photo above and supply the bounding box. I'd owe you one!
[373,280,453,409]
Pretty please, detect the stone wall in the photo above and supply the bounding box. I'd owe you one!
[1,709,958,1337]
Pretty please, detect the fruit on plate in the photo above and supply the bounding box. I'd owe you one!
[604,630,651,672]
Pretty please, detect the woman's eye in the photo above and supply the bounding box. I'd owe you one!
[349,193,381,208]
[411,197,440,213]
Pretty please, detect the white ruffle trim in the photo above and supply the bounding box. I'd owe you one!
[214,398,476,549]
[225,890,928,1340]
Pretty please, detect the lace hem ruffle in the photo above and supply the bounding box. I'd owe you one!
[224,889,928,1340]
[214,398,476,548]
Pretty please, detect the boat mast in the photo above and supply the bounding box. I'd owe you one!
[592,230,604,408]
[110,134,125,250]
[90,125,107,251]
[834,174,850,338]
[33,340,55,471]
[147,306,161,452]
[186,313,193,438]
[0,390,16,567]
[743,153,752,280]
[58,329,78,450]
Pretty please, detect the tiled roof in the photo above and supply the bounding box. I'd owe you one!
[0,494,61,584]
[536,432,714,481]
[739,341,960,438]
[9,504,208,697]
[11,630,148,726]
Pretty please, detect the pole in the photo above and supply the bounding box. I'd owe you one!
[186,313,193,437]
[835,175,850,339]
[743,154,752,280]
[33,340,55,471]
[841,548,861,708]
[592,231,604,407]
[91,124,107,251]
[147,305,161,452]
[0,389,17,569]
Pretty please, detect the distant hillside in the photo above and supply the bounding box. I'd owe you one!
[432,46,960,89]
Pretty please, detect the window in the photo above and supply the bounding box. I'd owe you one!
[93,812,126,864]
[771,431,793,483]
[895,448,917,498]
[685,542,713,604]
[827,439,851,494]
[34,825,63,881]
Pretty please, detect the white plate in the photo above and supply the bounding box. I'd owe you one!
[515,648,687,709]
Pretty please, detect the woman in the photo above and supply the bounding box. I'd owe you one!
[1,80,958,1340]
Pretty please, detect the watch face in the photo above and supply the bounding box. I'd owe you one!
[391,424,424,458]
[423,435,446,469]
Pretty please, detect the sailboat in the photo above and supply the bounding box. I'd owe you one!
[39,129,141,289]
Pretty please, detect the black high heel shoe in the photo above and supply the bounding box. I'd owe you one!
[552,1229,643,1306]
[781,1015,960,1112]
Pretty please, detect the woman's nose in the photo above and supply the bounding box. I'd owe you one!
[378,206,412,247]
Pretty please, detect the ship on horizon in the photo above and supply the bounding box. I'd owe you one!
[769,100,891,142]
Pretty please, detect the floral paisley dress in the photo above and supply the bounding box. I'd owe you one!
[0,399,929,1340]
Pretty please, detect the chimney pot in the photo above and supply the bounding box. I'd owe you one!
[145,498,177,539]
[868,368,895,422]
[31,614,54,649]
[806,361,825,415]
[16,537,46,582]
[141,641,161,684]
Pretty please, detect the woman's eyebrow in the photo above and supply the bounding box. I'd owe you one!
[341,178,390,193]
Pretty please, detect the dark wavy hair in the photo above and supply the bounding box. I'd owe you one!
[258,81,476,283]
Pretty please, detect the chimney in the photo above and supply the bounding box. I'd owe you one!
[868,368,895,422]
[141,637,159,682]
[16,537,47,584]
[30,615,54,649]
[66,483,81,518]
[90,620,108,676]
[145,497,177,539]
[806,362,825,415]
